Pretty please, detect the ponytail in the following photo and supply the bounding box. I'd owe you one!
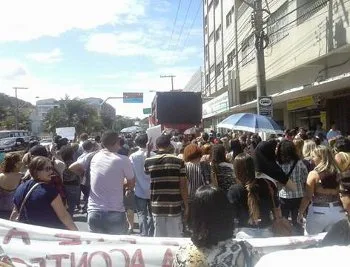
[245,180,260,225]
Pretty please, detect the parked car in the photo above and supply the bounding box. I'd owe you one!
[0,137,27,152]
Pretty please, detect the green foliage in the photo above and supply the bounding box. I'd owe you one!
[43,97,116,135]
[113,115,135,132]
[0,93,33,130]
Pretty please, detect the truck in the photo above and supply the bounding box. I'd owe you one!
[149,91,202,133]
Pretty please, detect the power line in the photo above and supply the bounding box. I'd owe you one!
[174,0,193,51]
[181,0,202,50]
[168,0,182,49]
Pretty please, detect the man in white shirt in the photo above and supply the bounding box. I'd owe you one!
[129,133,154,236]
[71,131,135,234]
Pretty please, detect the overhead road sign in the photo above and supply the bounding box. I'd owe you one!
[123,92,143,103]
[143,108,151,115]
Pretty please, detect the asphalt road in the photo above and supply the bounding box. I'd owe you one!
[73,211,140,235]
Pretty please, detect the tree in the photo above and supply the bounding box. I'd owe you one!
[113,115,135,132]
[43,97,103,135]
[0,93,33,130]
[100,103,116,130]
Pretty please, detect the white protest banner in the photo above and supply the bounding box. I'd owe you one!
[0,219,325,267]
[255,246,349,267]
[146,125,162,151]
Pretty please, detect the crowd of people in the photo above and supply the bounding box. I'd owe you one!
[0,123,350,266]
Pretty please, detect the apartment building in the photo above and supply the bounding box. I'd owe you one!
[30,99,59,136]
[203,0,350,134]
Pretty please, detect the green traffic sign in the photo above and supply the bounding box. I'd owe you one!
[143,108,151,115]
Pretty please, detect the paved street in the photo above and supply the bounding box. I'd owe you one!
[73,212,140,235]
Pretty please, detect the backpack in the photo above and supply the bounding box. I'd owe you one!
[62,168,80,184]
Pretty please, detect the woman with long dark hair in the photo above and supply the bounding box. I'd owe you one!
[173,185,258,267]
[210,144,235,193]
[227,153,278,238]
[254,140,297,191]
[11,156,77,230]
[298,145,346,234]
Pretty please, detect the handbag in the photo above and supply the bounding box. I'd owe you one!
[265,179,293,236]
[12,182,43,222]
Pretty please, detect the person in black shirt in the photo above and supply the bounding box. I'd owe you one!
[322,176,350,246]
[227,153,280,238]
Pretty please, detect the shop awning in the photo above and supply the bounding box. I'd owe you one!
[203,72,350,119]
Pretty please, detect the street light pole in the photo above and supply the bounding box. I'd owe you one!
[13,87,28,130]
[160,75,176,91]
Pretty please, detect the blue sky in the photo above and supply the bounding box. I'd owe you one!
[0,0,203,118]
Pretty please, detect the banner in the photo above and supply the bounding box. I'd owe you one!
[0,219,325,267]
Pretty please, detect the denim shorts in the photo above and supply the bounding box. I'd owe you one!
[88,210,127,235]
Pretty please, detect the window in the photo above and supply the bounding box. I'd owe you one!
[205,73,210,85]
[297,0,328,25]
[215,25,221,42]
[267,2,289,46]
[204,15,208,27]
[208,0,213,11]
[226,10,232,28]
[216,61,222,77]
[227,49,235,68]
[209,31,214,42]
[214,0,219,9]
[210,64,215,74]
[205,45,209,61]
[241,34,255,66]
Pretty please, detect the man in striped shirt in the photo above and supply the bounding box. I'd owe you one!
[144,135,189,237]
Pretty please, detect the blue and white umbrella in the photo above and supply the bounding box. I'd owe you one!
[217,113,283,134]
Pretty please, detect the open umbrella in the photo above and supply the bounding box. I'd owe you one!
[217,113,283,134]
[120,126,143,133]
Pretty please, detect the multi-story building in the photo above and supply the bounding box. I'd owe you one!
[203,0,350,134]
[30,99,59,136]
[183,67,204,93]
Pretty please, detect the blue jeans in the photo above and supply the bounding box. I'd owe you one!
[88,210,127,235]
[135,195,154,237]
[64,185,80,216]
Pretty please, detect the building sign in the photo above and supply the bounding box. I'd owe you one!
[202,92,229,119]
[143,108,151,115]
[287,96,315,111]
[123,92,143,103]
[258,96,273,117]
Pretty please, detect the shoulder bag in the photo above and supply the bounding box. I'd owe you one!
[11,182,44,222]
[264,179,293,236]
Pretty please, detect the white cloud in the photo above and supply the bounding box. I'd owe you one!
[0,0,146,42]
[27,48,62,63]
[85,32,200,65]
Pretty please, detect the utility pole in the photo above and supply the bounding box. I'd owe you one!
[252,0,268,114]
[13,87,28,130]
[234,0,241,105]
[160,74,176,91]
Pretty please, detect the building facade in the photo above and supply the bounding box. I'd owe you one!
[183,67,204,93]
[203,0,350,134]
[30,99,59,136]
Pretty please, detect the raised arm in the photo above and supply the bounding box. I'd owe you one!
[297,171,318,223]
